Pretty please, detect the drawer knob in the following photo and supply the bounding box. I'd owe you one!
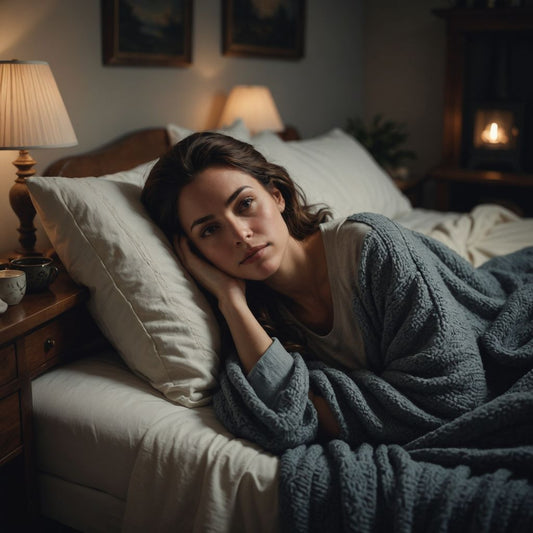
[44,338,56,352]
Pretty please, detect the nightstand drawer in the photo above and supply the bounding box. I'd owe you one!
[23,310,88,374]
[0,345,17,387]
[0,392,22,458]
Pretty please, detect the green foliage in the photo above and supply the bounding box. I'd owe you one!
[346,114,417,169]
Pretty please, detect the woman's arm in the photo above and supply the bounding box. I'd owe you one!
[222,294,340,438]
[217,290,272,374]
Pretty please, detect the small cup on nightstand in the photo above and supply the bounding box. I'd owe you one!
[0,269,26,305]
[7,257,59,293]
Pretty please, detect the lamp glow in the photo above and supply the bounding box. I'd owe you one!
[218,85,284,135]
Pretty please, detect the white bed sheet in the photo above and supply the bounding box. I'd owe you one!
[396,204,533,266]
[32,351,279,533]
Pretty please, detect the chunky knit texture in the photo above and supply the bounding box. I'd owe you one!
[213,213,533,532]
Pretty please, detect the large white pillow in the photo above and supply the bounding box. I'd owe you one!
[27,162,221,407]
[251,128,412,219]
[167,118,251,145]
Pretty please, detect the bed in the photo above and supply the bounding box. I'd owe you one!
[25,120,533,532]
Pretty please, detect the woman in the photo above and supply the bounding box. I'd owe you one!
[142,132,533,531]
[142,131,360,437]
[142,130,532,438]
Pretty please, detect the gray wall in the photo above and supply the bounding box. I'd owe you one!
[363,0,447,177]
[0,0,447,253]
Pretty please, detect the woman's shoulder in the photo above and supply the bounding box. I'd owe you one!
[320,216,372,267]
[320,215,372,241]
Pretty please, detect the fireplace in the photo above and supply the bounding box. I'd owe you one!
[467,102,523,171]
[460,27,530,172]
[430,7,533,216]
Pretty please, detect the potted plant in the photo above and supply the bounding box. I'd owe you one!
[346,114,417,179]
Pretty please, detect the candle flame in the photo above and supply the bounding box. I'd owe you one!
[489,123,498,141]
[481,121,509,145]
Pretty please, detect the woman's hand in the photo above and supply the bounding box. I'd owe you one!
[174,235,246,305]
[175,235,271,372]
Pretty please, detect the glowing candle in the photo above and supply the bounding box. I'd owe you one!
[481,121,509,145]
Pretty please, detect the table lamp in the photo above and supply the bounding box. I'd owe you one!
[218,85,284,135]
[0,60,78,255]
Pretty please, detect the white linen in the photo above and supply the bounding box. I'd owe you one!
[394,207,461,234]
[397,204,533,267]
[123,408,278,533]
[27,168,221,407]
[252,129,413,220]
[32,352,279,533]
[166,118,251,145]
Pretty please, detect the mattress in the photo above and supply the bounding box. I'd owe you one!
[32,351,279,532]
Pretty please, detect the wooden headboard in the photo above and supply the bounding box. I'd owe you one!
[44,128,171,178]
[43,125,300,178]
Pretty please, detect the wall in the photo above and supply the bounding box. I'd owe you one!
[0,1,450,254]
[363,0,447,177]
[0,0,364,253]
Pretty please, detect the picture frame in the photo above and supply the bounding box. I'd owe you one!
[222,0,305,59]
[102,0,193,67]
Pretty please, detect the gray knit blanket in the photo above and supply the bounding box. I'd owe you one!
[213,213,533,533]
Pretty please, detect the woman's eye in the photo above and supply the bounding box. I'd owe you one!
[239,197,254,211]
[200,224,218,238]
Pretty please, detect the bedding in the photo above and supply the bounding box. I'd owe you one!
[167,117,251,145]
[27,124,533,532]
[28,164,221,408]
[413,204,533,267]
[251,128,412,220]
[32,352,279,533]
[215,213,533,532]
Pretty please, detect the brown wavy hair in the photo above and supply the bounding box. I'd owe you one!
[141,132,331,354]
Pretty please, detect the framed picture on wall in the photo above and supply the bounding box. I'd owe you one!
[222,0,305,59]
[102,0,193,67]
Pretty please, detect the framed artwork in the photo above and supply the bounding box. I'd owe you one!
[102,0,193,67]
[223,0,305,59]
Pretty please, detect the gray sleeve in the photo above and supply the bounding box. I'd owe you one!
[247,337,295,407]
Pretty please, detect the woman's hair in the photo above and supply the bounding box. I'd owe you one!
[142,131,330,241]
[141,131,331,354]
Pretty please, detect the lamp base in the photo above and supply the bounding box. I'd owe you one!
[9,150,39,256]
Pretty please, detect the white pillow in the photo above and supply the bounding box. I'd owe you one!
[251,128,412,219]
[167,118,251,145]
[27,162,221,407]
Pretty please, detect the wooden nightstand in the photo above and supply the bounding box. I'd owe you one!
[0,262,100,527]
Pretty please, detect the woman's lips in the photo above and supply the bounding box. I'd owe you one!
[240,244,269,265]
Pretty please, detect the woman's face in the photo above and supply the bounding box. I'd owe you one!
[177,165,291,281]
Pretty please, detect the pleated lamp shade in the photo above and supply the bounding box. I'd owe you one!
[0,60,78,149]
[218,85,284,135]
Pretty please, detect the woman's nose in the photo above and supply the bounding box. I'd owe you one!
[228,217,251,244]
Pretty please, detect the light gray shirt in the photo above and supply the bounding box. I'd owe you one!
[248,217,371,405]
